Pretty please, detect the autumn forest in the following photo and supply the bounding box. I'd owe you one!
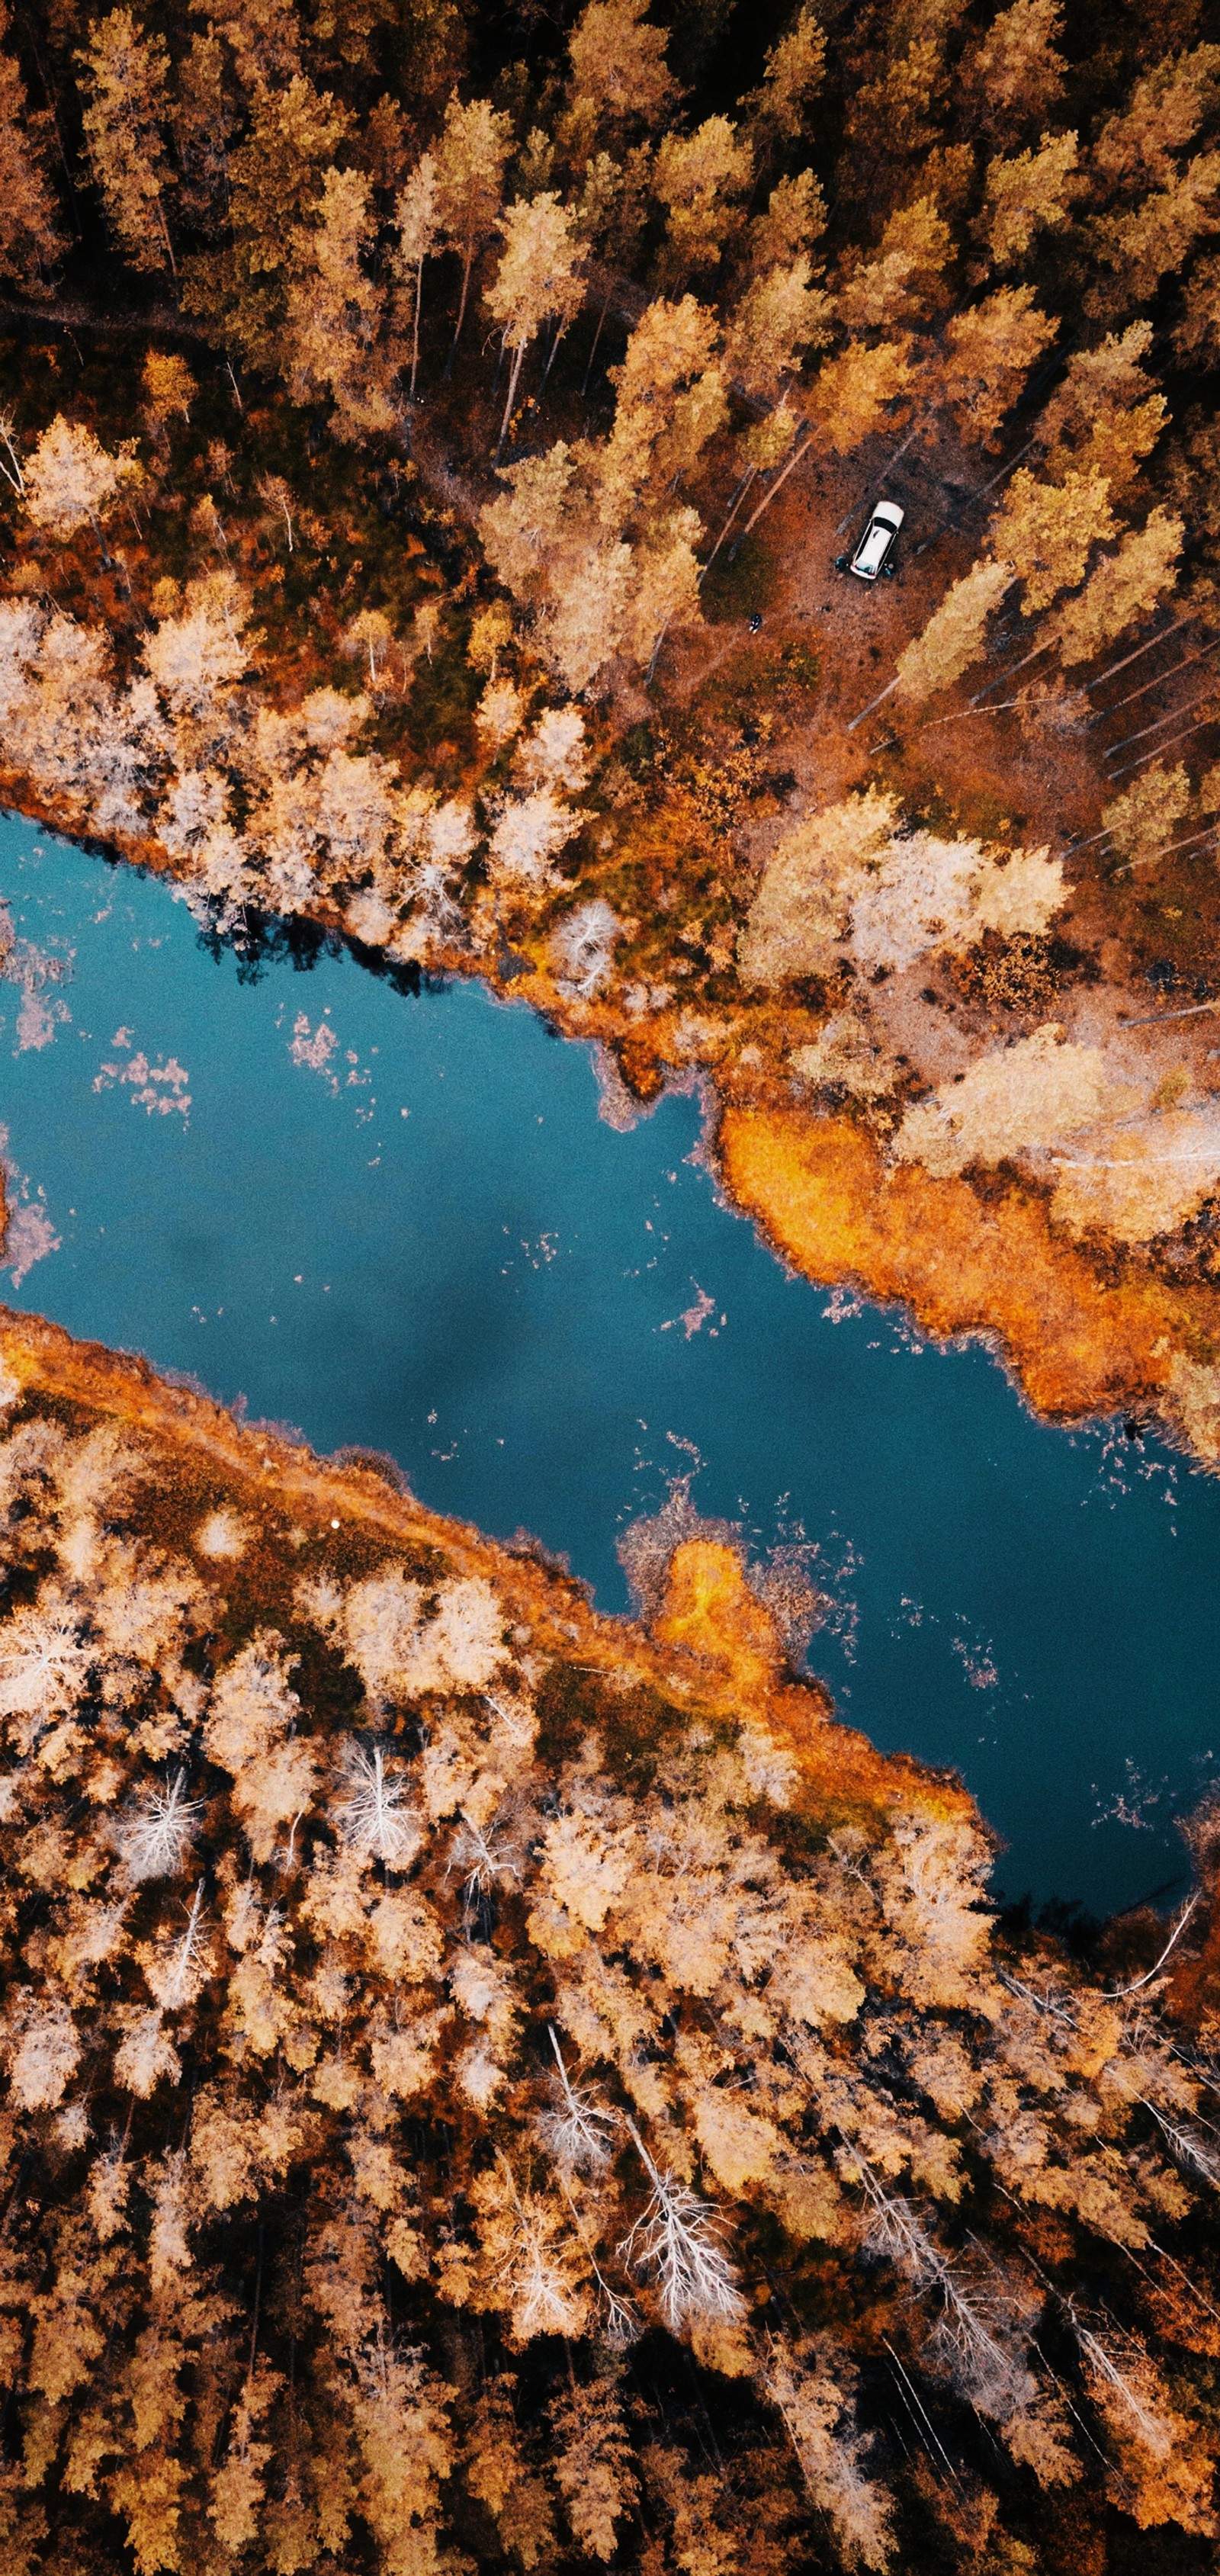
[0,0,1219,2571]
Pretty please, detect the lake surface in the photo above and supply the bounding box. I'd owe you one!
[0,811,1215,1916]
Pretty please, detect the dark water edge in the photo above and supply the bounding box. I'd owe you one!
[0,810,1215,1919]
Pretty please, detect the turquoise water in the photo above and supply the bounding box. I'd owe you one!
[0,812,1215,1916]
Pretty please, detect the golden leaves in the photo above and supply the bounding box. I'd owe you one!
[550,2369,635,2560]
[9,2000,81,2109]
[541,1807,631,1932]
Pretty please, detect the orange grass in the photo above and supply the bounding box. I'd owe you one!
[718,1100,1220,1421]
[0,1304,962,1833]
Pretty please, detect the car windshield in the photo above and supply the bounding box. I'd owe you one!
[855,520,889,574]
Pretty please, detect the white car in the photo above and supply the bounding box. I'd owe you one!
[838,499,904,582]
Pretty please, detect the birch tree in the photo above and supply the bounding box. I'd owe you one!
[1088,153,1220,315]
[172,27,233,232]
[836,197,952,332]
[810,339,914,454]
[182,72,352,368]
[23,414,143,557]
[395,154,440,402]
[484,193,584,454]
[960,0,1066,141]
[748,167,827,270]
[434,94,512,359]
[597,294,725,525]
[1036,323,1167,498]
[724,257,833,400]
[1091,43,1220,192]
[629,505,702,677]
[76,8,176,275]
[746,5,827,153]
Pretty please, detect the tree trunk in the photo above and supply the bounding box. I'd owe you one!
[645,616,672,687]
[18,5,82,239]
[496,339,527,458]
[734,428,814,546]
[580,289,612,398]
[1108,713,1215,783]
[410,257,424,401]
[968,637,1052,704]
[446,245,475,374]
[1103,690,1212,763]
[539,312,569,393]
[846,674,899,732]
[157,195,178,283]
[1101,631,1220,718]
[1087,612,1196,692]
[699,467,757,586]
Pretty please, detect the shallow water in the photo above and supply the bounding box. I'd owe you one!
[0,812,1216,1916]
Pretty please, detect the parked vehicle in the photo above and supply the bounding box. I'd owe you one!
[836,499,904,582]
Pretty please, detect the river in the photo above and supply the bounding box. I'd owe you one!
[0,811,1215,1916]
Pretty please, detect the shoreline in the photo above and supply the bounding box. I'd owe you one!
[5,779,1220,1478]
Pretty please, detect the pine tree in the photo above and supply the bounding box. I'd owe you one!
[894,558,1014,702]
[76,8,176,275]
[1051,507,1183,666]
[992,466,1116,613]
[182,72,352,368]
[939,284,1058,447]
[0,2,63,292]
[810,339,914,454]
[980,129,1079,267]
[654,114,753,287]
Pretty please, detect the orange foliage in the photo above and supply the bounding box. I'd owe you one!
[717,1100,1220,1422]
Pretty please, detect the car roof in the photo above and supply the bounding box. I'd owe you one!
[872,501,904,529]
